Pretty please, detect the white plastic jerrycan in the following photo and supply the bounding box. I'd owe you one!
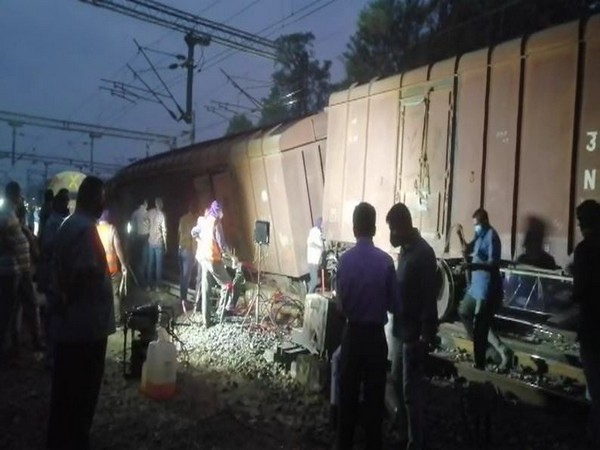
[141,327,177,400]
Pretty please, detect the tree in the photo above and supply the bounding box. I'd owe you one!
[344,0,437,84]
[344,0,600,84]
[260,33,332,126]
[226,114,254,135]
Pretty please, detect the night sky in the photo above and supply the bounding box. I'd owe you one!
[0,0,370,190]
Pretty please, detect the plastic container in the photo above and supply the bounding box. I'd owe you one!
[140,327,177,400]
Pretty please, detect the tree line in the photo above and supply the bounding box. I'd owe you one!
[226,0,599,135]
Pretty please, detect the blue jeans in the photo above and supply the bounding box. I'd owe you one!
[147,245,164,288]
[178,248,196,301]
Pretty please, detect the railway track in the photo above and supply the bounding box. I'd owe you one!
[145,280,590,416]
[423,322,589,413]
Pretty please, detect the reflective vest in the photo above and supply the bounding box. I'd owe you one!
[199,216,222,262]
[97,222,119,275]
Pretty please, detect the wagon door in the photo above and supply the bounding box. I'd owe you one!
[397,77,454,254]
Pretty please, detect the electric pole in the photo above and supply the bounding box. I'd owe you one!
[183,33,210,125]
[89,132,102,173]
[8,121,22,166]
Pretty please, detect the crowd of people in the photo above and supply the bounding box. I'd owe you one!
[334,200,600,449]
[1,175,599,449]
[127,197,235,322]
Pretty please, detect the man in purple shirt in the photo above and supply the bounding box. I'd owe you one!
[336,202,398,450]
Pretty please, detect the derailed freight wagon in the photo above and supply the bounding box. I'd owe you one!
[322,15,600,322]
[110,113,326,280]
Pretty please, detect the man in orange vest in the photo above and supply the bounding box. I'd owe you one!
[97,210,127,324]
[197,200,231,326]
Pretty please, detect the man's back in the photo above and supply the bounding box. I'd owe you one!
[337,238,396,325]
[147,208,166,247]
[394,233,438,343]
[178,212,195,252]
[52,212,114,342]
[131,207,149,236]
[0,205,29,276]
[574,233,600,341]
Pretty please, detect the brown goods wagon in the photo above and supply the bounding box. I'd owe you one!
[229,113,326,278]
[323,15,600,319]
[110,132,244,271]
[110,113,326,280]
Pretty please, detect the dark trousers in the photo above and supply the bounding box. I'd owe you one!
[132,235,149,287]
[459,293,494,368]
[47,338,108,450]
[178,248,196,301]
[459,293,508,369]
[0,273,21,354]
[338,323,388,450]
[580,338,600,446]
[392,340,425,450]
[13,270,41,348]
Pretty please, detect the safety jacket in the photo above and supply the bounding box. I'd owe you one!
[97,222,119,275]
[199,215,223,262]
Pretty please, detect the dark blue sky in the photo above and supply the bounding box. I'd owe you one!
[0,0,370,189]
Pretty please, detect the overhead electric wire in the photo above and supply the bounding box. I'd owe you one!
[134,39,184,117]
[201,0,334,70]
[85,0,222,130]
[95,0,339,137]
[222,0,263,23]
[183,0,336,106]
[127,64,178,120]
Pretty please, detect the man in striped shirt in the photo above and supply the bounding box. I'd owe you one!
[0,181,30,360]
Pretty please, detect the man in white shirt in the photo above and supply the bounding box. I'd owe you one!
[130,199,149,287]
[191,208,209,309]
[146,197,167,291]
[306,217,324,293]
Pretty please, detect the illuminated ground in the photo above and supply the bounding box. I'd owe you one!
[0,286,594,449]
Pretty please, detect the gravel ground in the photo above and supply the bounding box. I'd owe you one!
[0,287,595,449]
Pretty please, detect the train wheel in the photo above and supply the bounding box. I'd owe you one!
[436,259,456,322]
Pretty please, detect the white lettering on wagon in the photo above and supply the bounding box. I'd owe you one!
[586,131,598,152]
[584,169,596,191]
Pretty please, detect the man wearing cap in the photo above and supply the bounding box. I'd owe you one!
[197,200,231,326]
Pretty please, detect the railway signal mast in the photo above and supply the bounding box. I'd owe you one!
[79,0,279,135]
